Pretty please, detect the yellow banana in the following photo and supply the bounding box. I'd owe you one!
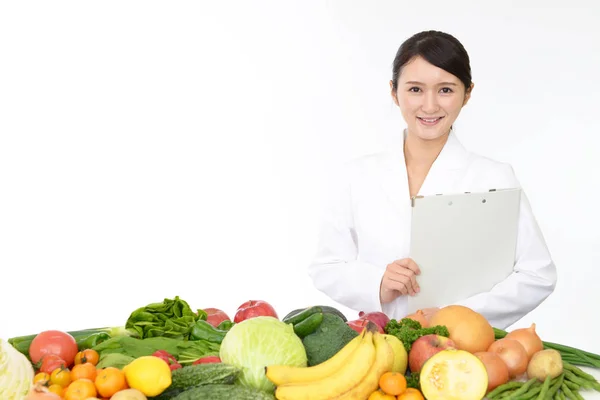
[274,329,377,400]
[331,331,396,399]
[266,334,362,386]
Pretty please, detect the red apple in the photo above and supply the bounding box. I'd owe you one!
[234,300,278,323]
[202,308,231,328]
[347,318,384,334]
[408,334,457,373]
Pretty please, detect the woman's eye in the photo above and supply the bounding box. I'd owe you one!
[440,87,453,93]
[408,87,421,92]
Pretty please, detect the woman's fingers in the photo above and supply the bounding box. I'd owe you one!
[384,270,417,296]
[394,258,421,276]
[387,264,420,294]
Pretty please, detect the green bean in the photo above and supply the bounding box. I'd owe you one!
[503,378,538,399]
[536,375,552,399]
[487,381,523,398]
[547,374,565,399]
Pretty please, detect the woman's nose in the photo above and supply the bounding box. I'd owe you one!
[421,92,440,114]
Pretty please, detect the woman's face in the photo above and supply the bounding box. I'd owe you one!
[391,56,473,142]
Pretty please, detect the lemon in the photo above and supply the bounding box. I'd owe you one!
[123,355,172,397]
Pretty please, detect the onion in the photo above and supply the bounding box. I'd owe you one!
[488,338,529,378]
[474,351,510,393]
[404,309,429,328]
[357,311,390,330]
[25,383,62,400]
[505,323,544,360]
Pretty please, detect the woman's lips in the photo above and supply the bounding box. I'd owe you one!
[418,116,444,126]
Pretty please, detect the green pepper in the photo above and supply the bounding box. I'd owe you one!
[76,332,111,350]
[190,320,229,344]
[217,320,234,331]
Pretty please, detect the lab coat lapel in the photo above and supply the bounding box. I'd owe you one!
[376,128,470,213]
[418,129,470,196]
[377,143,411,214]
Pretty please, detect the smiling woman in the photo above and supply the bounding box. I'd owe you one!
[307,30,558,330]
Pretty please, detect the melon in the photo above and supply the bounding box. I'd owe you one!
[428,305,495,354]
[420,349,488,400]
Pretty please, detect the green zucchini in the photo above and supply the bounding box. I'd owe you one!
[169,363,240,389]
[171,384,275,400]
[292,312,323,338]
[283,305,347,323]
[282,306,322,325]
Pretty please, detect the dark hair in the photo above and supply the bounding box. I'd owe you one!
[391,30,472,91]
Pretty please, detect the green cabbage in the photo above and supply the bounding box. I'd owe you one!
[0,338,34,400]
[219,316,307,393]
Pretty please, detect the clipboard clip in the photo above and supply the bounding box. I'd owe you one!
[411,195,424,207]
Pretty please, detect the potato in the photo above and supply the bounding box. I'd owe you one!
[110,389,148,400]
[527,349,563,381]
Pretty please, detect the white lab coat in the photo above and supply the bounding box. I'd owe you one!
[308,129,557,329]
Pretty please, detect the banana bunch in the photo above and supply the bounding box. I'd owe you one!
[266,322,395,400]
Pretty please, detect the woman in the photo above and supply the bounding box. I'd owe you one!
[307,30,557,330]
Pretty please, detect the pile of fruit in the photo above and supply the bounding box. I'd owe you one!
[1,296,600,400]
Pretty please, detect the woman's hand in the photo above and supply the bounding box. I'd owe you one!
[380,258,421,304]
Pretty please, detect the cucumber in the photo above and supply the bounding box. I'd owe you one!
[292,312,323,338]
[169,363,240,389]
[171,384,275,400]
[282,306,322,325]
[283,305,347,322]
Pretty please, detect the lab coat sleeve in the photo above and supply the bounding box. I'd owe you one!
[307,162,386,314]
[447,166,558,329]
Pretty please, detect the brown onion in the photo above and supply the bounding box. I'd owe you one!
[25,383,61,400]
[505,323,544,360]
[488,338,529,378]
[474,351,510,393]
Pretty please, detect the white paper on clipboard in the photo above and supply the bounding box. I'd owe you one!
[407,188,521,314]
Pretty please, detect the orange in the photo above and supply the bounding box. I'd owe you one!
[378,372,407,396]
[95,367,127,398]
[74,349,100,366]
[397,387,425,400]
[64,378,97,400]
[70,362,97,381]
[368,389,396,399]
[50,366,72,387]
[48,384,65,397]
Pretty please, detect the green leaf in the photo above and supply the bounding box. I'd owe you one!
[124,296,201,339]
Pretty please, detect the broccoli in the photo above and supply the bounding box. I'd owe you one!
[406,371,420,390]
[301,313,359,366]
[384,317,450,353]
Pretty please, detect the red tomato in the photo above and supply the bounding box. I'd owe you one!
[38,354,67,374]
[29,330,79,366]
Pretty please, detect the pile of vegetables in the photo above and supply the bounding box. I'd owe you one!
[5,297,600,400]
[382,305,600,400]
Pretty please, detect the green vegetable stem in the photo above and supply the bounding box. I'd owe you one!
[190,320,230,344]
[7,326,134,359]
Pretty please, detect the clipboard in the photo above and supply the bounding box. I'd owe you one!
[407,188,521,314]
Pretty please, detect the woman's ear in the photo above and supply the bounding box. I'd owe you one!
[463,82,475,106]
[389,80,399,107]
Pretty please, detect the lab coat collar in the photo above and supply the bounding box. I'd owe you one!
[379,127,471,210]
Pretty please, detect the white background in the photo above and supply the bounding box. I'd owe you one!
[1,0,599,388]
